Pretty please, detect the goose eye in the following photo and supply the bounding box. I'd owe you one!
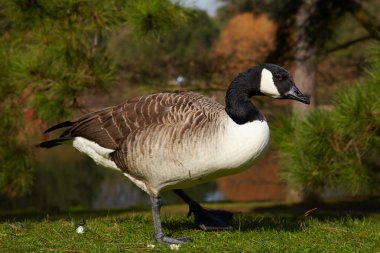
[274,74,283,81]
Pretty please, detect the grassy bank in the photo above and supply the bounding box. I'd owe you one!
[1,203,380,252]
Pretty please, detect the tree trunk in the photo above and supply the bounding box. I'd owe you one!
[292,0,318,113]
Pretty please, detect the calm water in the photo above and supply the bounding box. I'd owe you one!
[92,169,222,209]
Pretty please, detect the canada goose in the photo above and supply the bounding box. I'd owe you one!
[38,63,309,244]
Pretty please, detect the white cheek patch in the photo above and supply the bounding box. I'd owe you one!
[260,68,281,97]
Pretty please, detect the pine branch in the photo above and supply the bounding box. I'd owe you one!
[323,35,374,54]
[350,0,380,40]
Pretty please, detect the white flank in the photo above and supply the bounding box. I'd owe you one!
[73,137,150,194]
[73,137,118,170]
[137,115,271,194]
[72,117,270,196]
[260,68,281,97]
[123,172,149,193]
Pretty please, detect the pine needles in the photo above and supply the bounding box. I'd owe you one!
[272,44,380,196]
[0,0,189,197]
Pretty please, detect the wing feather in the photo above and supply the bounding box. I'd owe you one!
[63,91,221,150]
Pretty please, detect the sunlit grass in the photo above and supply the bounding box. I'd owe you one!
[1,204,380,252]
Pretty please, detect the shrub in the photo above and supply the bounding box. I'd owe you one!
[272,45,380,197]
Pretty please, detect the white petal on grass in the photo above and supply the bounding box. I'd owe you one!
[169,244,181,250]
[147,244,155,249]
[76,225,85,234]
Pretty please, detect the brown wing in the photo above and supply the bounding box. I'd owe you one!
[68,91,222,150]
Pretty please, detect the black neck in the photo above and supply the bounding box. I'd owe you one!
[225,69,264,124]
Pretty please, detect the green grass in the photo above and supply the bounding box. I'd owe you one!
[1,205,380,252]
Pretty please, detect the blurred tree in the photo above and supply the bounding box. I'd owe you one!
[292,0,318,112]
[0,0,188,198]
[110,9,218,84]
[213,13,276,79]
[272,43,380,198]
[216,0,256,23]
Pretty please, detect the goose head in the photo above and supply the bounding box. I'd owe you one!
[258,63,310,104]
[226,63,310,124]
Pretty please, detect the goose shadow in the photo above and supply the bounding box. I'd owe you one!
[160,211,305,233]
[250,200,380,215]
[161,212,371,235]
[226,200,379,232]
[161,199,380,234]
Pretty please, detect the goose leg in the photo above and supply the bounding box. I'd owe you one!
[150,196,192,244]
[173,189,233,231]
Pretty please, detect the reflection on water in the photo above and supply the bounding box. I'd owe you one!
[93,169,222,209]
[205,190,224,202]
[92,169,150,209]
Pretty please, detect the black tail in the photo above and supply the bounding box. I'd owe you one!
[44,121,73,134]
[37,136,74,148]
[37,121,74,148]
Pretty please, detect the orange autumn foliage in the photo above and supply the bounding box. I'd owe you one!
[213,13,277,77]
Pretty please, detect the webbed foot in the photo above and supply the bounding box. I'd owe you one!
[173,189,233,231]
[188,202,233,231]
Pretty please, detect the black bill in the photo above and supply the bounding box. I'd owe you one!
[286,86,310,104]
